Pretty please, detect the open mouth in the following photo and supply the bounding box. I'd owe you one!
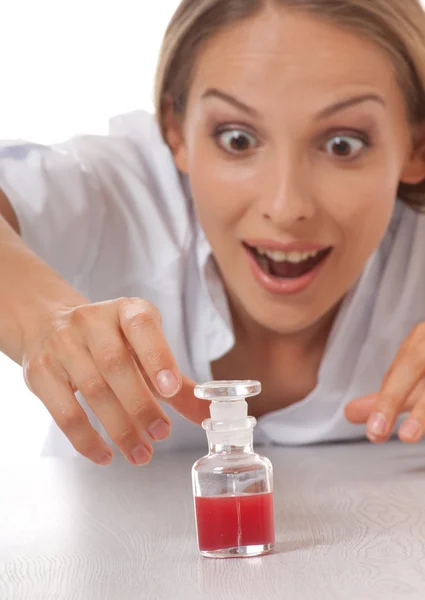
[245,243,332,279]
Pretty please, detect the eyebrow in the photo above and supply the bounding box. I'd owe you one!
[202,88,385,120]
[202,88,260,117]
[315,94,386,120]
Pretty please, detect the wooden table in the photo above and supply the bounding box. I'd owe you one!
[1,441,425,600]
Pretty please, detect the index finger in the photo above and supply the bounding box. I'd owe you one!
[119,300,182,399]
[165,376,211,425]
[131,354,210,425]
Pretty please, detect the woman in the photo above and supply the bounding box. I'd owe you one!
[1,0,425,465]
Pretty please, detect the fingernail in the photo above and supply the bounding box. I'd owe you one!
[157,370,179,397]
[399,419,422,441]
[130,444,152,465]
[368,412,388,437]
[96,452,112,466]
[148,418,171,441]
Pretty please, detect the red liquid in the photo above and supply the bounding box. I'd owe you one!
[195,492,275,552]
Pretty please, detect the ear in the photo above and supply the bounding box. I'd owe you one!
[162,96,189,174]
[400,123,425,185]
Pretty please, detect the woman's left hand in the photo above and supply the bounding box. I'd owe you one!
[345,323,425,444]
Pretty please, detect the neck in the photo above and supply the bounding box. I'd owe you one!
[228,295,340,360]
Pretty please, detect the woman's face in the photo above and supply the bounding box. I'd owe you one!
[168,6,425,336]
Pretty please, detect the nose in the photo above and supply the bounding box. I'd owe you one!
[258,156,317,228]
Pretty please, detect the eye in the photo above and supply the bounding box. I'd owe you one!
[324,135,366,159]
[215,129,258,154]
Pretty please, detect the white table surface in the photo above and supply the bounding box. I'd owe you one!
[1,440,425,600]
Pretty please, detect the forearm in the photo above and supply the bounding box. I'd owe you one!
[0,216,88,364]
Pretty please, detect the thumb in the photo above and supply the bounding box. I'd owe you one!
[165,376,211,425]
[344,394,378,424]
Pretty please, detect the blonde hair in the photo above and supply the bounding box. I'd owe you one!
[154,0,425,211]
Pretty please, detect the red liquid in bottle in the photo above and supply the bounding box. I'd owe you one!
[195,492,274,552]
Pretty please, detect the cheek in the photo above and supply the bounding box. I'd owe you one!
[317,161,399,247]
[187,143,256,229]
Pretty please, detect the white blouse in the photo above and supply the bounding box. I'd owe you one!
[1,110,425,456]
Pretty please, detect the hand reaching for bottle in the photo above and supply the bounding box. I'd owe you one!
[22,297,209,465]
[345,323,425,444]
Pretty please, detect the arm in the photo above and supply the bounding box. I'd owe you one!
[0,147,207,465]
[0,189,87,364]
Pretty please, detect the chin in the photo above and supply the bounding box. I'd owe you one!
[240,288,342,336]
[243,303,321,336]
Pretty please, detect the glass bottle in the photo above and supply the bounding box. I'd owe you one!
[192,380,275,558]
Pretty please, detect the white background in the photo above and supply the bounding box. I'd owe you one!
[0,0,181,459]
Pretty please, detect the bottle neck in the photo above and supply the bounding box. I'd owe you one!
[206,429,254,455]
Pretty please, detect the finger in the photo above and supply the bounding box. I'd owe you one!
[165,376,211,425]
[85,327,172,442]
[25,357,113,465]
[398,378,425,443]
[345,377,425,425]
[404,377,425,411]
[345,394,378,424]
[131,357,210,425]
[366,351,425,443]
[60,344,153,465]
[119,300,182,398]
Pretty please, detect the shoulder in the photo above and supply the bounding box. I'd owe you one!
[77,112,197,298]
[106,109,175,180]
[71,111,178,190]
[67,111,194,249]
[108,109,161,144]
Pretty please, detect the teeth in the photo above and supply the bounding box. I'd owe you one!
[256,248,321,263]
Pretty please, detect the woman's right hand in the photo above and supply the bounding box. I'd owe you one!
[21,297,209,466]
